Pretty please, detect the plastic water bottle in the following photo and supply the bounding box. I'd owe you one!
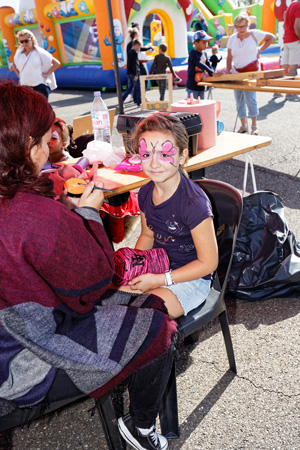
[91,91,111,143]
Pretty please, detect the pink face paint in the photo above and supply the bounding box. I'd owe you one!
[159,141,177,165]
[138,138,153,162]
[138,138,178,165]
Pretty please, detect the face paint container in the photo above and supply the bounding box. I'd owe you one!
[72,157,90,173]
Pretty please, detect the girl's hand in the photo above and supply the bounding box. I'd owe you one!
[78,181,104,211]
[129,273,165,292]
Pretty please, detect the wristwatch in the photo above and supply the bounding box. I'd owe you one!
[165,270,175,286]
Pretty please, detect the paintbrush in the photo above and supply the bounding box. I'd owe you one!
[76,182,116,193]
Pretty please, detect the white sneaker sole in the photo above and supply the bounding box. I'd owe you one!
[118,417,168,450]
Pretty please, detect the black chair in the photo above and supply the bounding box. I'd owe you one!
[159,179,243,439]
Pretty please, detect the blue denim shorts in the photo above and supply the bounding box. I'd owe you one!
[161,277,211,316]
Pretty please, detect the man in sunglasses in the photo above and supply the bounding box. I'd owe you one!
[13,29,60,100]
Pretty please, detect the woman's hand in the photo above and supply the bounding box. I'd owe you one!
[78,181,104,211]
[60,181,104,211]
[128,273,165,292]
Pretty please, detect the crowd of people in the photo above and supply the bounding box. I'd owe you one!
[12,13,299,132]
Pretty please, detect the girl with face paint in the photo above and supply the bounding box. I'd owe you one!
[121,113,219,319]
[47,118,73,164]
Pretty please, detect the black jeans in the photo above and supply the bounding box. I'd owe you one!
[48,340,176,429]
[158,79,167,101]
[128,340,176,428]
[33,83,50,100]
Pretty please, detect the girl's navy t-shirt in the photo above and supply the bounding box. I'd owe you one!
[138,174,213,278]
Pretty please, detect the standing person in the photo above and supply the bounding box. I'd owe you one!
[282,0,300,100]
[128,22,154,75]
[150,43,181,101]
[0,82,177,450]
[186,30,221,100]
[126,23,154,98]
[121,113,218,320]
[13,29,60,100]
[126,27,139,61]
[227,13,275,135]
[209,45,223,71]
[123,39,142,107]
[124,27,140,102]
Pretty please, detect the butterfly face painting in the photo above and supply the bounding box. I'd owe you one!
[138,138,178,166]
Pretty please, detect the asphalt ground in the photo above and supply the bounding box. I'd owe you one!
[0,84,299,450]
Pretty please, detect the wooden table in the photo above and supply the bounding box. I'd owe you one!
[94,131,271,197]
[198,71,300,95]
[198,80,300,95]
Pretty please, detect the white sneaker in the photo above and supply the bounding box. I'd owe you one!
[118,413,168,450]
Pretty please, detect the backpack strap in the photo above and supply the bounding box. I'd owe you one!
[250,30,258,45]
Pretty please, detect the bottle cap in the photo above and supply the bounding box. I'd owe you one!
[72,157,90,173]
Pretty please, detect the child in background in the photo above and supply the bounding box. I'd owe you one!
[150,43,181,101]
[125,114,218,319]
[209,45,222,71]
[45,121,140,244]
[45,118,74,166]
[122,39,142,107]
[186,30,221,100]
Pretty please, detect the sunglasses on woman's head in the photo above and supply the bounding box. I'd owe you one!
[20,38,31,44]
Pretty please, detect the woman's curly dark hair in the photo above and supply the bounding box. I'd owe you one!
[0,82,56,200]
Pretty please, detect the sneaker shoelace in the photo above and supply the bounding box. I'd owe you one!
[148,427,159,447]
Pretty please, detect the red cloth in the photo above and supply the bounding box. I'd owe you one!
[100,190,140,218]
[284,2,300,43]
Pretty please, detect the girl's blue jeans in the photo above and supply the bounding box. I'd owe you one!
[234,90,258,119]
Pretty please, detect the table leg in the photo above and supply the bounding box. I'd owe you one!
[207,87,213,100]
[243,153,257,196]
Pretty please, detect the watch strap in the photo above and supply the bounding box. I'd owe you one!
[165,270,175,286]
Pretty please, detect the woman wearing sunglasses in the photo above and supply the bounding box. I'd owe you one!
[13,29,60,100]
[227,13,275,135]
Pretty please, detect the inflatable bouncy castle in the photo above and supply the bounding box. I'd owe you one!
[0,0,279,89]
